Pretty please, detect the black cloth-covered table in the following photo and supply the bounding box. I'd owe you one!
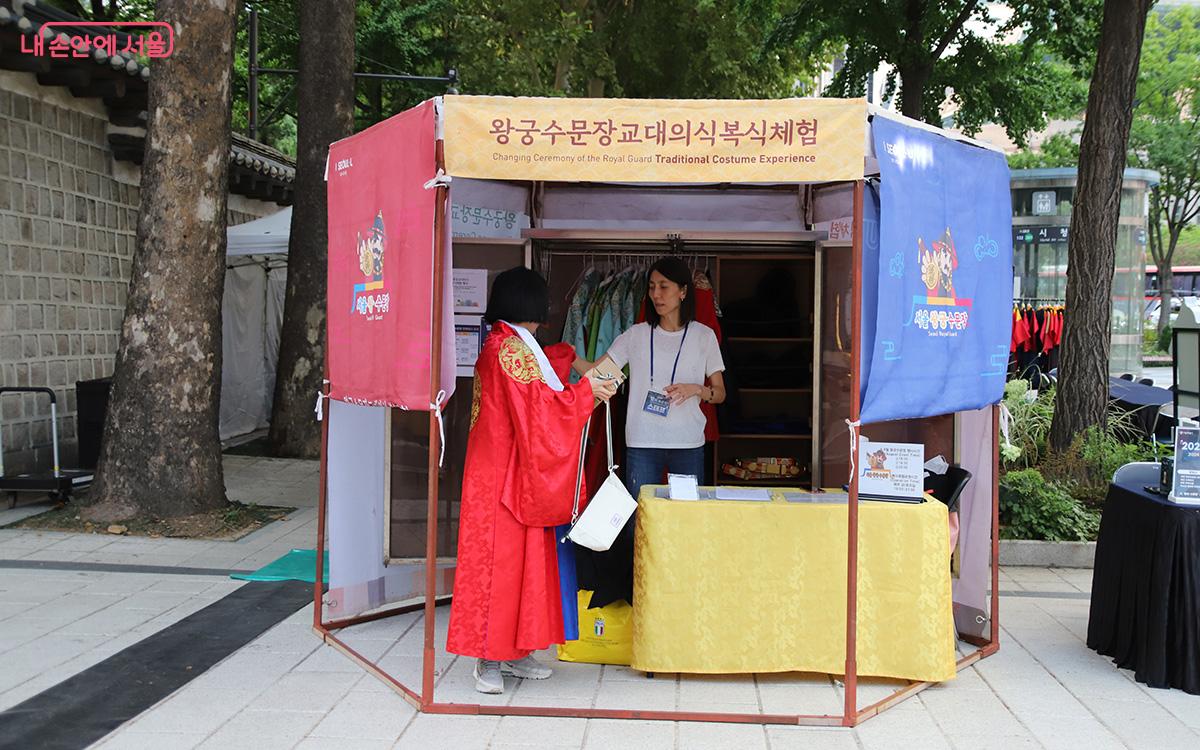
[1087,462,1200,694]
[1107,377,1173,438]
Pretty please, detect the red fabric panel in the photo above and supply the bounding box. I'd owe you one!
[326,100,453,408]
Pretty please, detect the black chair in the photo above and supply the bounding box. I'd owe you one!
[924,465,972,514]
[1138,378,1155,386]
[1120,373,1135,381]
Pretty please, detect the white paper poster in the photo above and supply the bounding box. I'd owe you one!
[455,314,488,377]
[453,269,488,314]
[858,440,925,499]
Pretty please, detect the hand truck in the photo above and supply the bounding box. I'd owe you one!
[0,387,94,508]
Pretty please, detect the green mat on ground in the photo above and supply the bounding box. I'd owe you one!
[231,549,328,583]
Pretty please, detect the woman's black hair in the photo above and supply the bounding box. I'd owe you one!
[483,266,550,325]
[644,256,696,328]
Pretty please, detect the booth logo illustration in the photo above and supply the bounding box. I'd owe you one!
[908,227,971,338]
[594,618,605,637]
[863,448,892,479]
[352,211,389,320]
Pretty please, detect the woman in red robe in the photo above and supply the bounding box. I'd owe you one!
[447,267,615,694]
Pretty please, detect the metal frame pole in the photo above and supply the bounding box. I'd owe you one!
[844,179,865,726]
[313,380,330,629]
[422,138,449,706]
[990,404,1001,649]
[248,6,259,141]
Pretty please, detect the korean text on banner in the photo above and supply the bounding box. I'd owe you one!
[326,100,455,409]
[860,117,1013,424]
[443,95,866,183]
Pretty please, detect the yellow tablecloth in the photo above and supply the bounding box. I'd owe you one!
[631,488,956,682]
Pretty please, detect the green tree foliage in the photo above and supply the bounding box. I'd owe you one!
[235,0,824,155]
[1008,131,1081,169]
[1128,6,1200,331]
[755,0,1100,146]
[43,0,155,21]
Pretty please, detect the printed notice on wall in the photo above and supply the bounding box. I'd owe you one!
[453,269,488,314]
[858,439,925,501]
[1172,426,1200,506]
[455,314,488,377]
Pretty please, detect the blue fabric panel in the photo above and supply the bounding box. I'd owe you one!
[861,117,1013,424]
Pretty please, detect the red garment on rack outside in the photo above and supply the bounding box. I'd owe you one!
[1046,308,1063,351]
[446,324,595,661]
[1011,309,1030,353]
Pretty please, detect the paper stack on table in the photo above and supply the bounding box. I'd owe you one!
[668,474,699,501]
[715,487,772,501]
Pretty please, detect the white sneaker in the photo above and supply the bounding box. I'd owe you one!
[473,659,503,694]
[502,654,553,680]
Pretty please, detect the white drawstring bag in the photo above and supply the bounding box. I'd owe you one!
[562,400,637,552]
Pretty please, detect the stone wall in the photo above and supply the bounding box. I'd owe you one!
[0,70,280,475]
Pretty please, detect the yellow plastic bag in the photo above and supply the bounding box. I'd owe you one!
[556,590,633,666]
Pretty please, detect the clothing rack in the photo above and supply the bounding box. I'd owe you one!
[535,247,716,284]
[1015,297,1065,306]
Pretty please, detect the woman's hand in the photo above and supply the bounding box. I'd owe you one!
[588,376,618,403]
[664,383,704,406]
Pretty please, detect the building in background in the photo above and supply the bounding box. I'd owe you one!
[1010,167,1159,376]
[0,2,295,474]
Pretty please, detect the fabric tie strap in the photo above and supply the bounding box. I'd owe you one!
[846,418,862,485]
[431,389,448,467]
[314,379,331,422]
[423,169,452,190]
[999,402,1014,451]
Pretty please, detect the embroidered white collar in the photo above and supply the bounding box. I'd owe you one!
[500,321,564,392]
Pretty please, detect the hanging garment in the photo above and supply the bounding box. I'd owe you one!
[692,271,723,443]
[594,269,632,361]
[1011,308,1030,354]
[446,323,595,660]
[564,268,602,382]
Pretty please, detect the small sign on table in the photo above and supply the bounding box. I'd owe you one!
[857,439,926,502]
[1171,426,1200,506]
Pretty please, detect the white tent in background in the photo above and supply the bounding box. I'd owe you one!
[228,207,292,256]
[222,209,290,441]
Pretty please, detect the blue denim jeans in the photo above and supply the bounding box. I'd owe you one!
[624,446,706,499]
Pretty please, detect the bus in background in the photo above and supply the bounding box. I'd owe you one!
[1146,265,1200,299]
[1146,265,1200,327]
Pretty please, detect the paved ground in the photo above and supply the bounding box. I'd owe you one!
[1,455,1197,749]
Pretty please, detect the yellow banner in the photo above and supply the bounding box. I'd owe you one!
[442,95,866,183]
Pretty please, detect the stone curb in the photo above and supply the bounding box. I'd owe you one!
[999,539,1095,568]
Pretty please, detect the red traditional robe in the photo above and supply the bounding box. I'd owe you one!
[446,323,595,660]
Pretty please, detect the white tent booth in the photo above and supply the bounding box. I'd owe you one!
[220,209,291,441]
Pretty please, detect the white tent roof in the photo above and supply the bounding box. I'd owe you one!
[228,207,291,256]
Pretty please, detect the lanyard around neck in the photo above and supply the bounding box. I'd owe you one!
[650,322,688,387]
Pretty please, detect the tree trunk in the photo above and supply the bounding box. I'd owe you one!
[268,0,356,458]
[1159,268,1174,338]
[1150,191,1168,334]
[84,0,239,521]
[897,64,929,121]
[1049,0,1155,452]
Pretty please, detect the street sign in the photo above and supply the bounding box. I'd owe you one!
[1013,225,1069,245]
[1032,190,1057,216]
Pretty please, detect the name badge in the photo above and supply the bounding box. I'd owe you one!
[643,390,670,417]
